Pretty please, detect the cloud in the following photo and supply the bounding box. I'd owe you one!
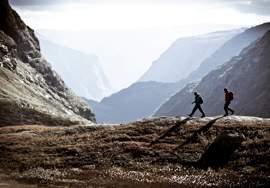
[227,0,270,15]
[9,0,89,9]
[9,0,270,15]
[197,0,270,15]
[10,0,60,6]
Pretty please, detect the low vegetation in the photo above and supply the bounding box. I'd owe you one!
[0,116,269,187]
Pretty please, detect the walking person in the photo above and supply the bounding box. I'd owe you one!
[188,92,206,118]
[224,88,234,116]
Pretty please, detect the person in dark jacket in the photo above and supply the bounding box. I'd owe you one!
[224,88,234,116]
[188,92,206,118]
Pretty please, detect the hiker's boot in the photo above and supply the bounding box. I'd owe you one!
[201,114,205,118]
[188,114,192,117]
[231,110,234,115]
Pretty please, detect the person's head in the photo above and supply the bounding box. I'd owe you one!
[194,92,198,96]
[224,88,228,93]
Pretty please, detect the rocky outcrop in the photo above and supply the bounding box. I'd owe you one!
[156,30,270,118]
[140,30,242,83]
[0,0,95,125]
[198,132,245,168]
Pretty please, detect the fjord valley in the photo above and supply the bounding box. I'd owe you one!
[1,0,270,187]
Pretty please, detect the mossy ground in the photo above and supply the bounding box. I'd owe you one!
[0,116,269,187]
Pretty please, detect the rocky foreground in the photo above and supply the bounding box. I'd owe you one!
[0,116,269,187]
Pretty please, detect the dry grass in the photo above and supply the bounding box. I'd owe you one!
[0,116,270,187]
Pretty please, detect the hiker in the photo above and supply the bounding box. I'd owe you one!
[188,92,206,118]
[224,88,234,116]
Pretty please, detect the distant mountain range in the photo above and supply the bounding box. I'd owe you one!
[91,23,270,123]
[38,36,111,101]
[140,29,243,83]
[89,28,247,123]
[155,23,270,118]
[1,1,270,184]
[87,81,183,123]
[186,22,270,82]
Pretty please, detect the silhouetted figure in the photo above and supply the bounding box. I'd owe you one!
[188,92,205,118]
[224,88,234,116]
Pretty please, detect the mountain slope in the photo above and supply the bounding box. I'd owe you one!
[0,0,95,125]
[88,81,183,123]
[140,30,242,83]
[187,22,270,82]
[154,83,198,116]
[1,116,270,187]
[39,37,111,101]
[156,30,270,118]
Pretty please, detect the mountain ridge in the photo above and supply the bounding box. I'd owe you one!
[88,81,183,123]
[0,0,95,125]
[140,29,243,83]
[39,36,111,101]
[155,29,270,118]
[186,22,270,82]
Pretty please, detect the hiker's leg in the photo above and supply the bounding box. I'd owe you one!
[198,105,205,117]
[228,104,234,114]
[226,102,234,114]
[189,105,198,116]
[224,103,229,116]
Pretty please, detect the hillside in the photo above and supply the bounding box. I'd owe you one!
[156,30,270,118]
[0,116,269,187]
[0,0,95,125]
[140,29,242,83]
[88,81,183,123]
[39,37,111,101]
[187,22,270,82]
[1,1,270,187]
[154,83,199,116]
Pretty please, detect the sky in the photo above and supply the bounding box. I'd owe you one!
[10,0,270,93]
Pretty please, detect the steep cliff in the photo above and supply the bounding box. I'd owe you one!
[39,37,111,101]
[0,0,95,125]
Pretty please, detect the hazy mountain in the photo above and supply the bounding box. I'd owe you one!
[0,0,95,125]
[39,36,111,101]
[154,83,199,116]
[87,29,246,123]
[88,81,183,123]
[38,26,245,90]
[187,22,270,82]
[155,30,270,118]
[140,29,243,83]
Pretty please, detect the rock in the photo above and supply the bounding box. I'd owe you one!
[198,132,245,168]
[0,0,96,125]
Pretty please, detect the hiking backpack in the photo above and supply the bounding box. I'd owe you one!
[229,92,234,101]
[198,96,204,104]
